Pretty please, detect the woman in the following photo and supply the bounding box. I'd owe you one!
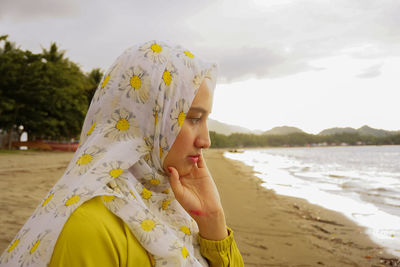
[0,40,243,266]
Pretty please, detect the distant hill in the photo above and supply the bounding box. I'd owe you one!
[319,125,399,137]
[207,119,257,135]
[207,119,399,137]
[263,126,304,135]
[319,127,358,135]
[357,125,400,137]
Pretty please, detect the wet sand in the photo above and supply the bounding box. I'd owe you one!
[0,149,397,266]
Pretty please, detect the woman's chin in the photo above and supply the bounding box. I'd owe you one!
[176,164,195,177]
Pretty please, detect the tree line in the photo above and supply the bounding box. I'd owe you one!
[209,131,400,148]
[0,35,103,148]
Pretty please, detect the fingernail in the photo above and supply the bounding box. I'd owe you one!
[168,167,172,174]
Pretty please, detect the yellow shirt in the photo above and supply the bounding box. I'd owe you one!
[49,196,243,267]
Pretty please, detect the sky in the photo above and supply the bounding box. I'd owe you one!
[2,0,400,134]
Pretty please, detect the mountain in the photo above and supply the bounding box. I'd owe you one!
[263,126,304,135]
[207,118,399,137]
[319,125,399,137]
[357,125,399,137]
[207,119,259,135]
[319,127,358,135]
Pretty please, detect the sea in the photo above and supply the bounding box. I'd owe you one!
[224,145,400,257]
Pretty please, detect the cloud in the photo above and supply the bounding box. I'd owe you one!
[2,0,400,81]
[188,0,400,81]
[0,0,80,21]
[356,63,383,79]
[0,0,216,23]
[198,46,321,83]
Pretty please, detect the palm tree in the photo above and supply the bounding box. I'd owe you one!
[41,42,65,63]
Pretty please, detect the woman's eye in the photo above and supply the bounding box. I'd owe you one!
[189,118,201,124]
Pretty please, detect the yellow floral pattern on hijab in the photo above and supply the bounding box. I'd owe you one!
[0,40,217,267]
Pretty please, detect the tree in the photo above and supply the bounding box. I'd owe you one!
[0,36,95,148]
[41,42,65,63]
[22,43,90,140]
[86,68,104,105]
[0,35,29,148]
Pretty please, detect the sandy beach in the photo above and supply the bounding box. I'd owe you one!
[0,149,397,266]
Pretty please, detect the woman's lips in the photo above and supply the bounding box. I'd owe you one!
[188,155,199,163]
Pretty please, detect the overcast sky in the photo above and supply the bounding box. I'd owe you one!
[2,0,400,133]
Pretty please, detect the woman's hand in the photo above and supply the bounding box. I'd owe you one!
[167,152,228,240]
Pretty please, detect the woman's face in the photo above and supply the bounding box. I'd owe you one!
[163,78,213,176]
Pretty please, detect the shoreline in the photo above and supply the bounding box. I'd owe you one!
[223,146,400,259]
[204,148,398,266]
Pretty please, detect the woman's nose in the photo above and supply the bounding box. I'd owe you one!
[195,125,211,149]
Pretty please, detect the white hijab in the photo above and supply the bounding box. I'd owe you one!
[0,40,217,267]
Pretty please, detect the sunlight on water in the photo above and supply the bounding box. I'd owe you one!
[225,145,400,256]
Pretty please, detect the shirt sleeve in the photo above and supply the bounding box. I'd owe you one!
[198,227,244,267]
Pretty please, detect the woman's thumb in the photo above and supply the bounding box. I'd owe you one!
[167,167,183,197]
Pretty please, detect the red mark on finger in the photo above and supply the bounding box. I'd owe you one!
[189,210,207,216]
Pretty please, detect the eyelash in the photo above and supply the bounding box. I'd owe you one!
[189,117,202,124]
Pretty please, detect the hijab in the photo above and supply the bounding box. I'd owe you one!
[0,40,217,267]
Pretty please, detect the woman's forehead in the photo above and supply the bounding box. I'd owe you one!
[190,80,213,114]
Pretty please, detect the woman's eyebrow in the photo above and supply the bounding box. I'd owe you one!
[188,106,210,114]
